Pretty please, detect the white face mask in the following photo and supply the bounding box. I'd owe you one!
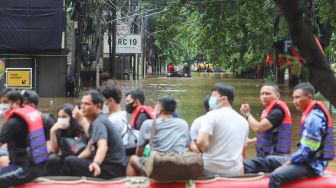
[0,103,11,117]
[102,102,109,114]
[57,117,70,129]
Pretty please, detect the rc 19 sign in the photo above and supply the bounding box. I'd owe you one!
[103,34,142,54]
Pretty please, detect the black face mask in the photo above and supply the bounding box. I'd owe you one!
[126,101,136,114]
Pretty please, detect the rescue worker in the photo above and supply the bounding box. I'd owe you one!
[240,82,292,173]
[0,89,48,187]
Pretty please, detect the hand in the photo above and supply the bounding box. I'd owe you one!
[50,123,65,132]
[89,162,101,177]
[246,137,257,145]
[72,106,84,121]
[240,103,251,117]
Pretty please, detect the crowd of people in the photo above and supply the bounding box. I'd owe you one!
[0,81,333,188]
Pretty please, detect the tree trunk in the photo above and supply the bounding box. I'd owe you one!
[276,0,336,106]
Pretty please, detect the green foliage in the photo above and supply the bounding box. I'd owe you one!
[140,0,336,75]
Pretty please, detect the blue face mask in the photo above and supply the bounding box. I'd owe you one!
[209,96,220,110]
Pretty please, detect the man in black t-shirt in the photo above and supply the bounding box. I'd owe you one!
[240,83,292,174]
[63,90,127,179]
[0,89,46,187]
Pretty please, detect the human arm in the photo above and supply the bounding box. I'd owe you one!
[0,116,25,148]
[189,140,201,153]
[136,120,151,156]
[240,104,283,133]
[77,141,92,159]
[290,109,325,164]
[89,139,108,177]
[195,132,210,153]
[49,123,69,154]
[72,106,90,136]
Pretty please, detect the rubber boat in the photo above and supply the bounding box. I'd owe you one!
[16,169,336,188]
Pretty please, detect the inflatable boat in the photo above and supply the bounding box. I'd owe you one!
[16,169,336,188]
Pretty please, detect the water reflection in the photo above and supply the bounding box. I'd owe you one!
[40,72,335,170]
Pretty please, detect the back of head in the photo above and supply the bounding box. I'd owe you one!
[58,103,75,117]
[261,82,279,93]
[83,90,105,108]
[159,96,176,114]
[2,89,23,106]
[212,83,235,105]
[294,82,315,98]
[126,88,145,105]
[99,80,122,104]
[203,95,211,112]
[21,90,39,106]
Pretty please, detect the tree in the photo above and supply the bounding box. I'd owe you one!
[276,0,336,106]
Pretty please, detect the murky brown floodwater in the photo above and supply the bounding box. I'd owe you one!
[39,72,335,170]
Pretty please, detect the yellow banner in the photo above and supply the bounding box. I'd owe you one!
[7,70,31,87]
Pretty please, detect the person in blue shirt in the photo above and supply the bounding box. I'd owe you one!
[265,83,334,188]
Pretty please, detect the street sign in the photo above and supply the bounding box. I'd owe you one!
[5,68,32,89]
[103,34,142,54]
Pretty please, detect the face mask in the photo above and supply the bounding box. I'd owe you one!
[126,101,136,114]
[57,117,70,129]
[209,96,220,110]
[0,103,11,117]
[102,102,109,114]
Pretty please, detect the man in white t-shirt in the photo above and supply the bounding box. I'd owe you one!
[190,83,249,177]
[99,81,130,145]
[189,95,211,142]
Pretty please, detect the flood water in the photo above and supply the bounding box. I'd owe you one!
[39,72,335,170]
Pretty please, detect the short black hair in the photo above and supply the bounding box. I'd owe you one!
[158,96,176,114]
[203,95,211,112]
[99,80,122,104]
[294,82,315,97]
[212,83,235,105]
[261,82,279,92]
[125,88,145,105]
[3,89,23,106]
[83,90,105,108]
[22,90,39,106]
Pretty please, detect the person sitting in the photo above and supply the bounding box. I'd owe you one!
[63,90,127,179]
[21,90,56,152]
[126,96,189,176]
[190,95,211,142]
[0,89,48,187]
[46,103,87,176]
[125,88,155,130]
[264,83,334,188]
[99,80,137,155]
[167,63,175,73]
[240,83,292,174]
[190,83,249,177]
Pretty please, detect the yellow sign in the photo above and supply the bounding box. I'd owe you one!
[6,69,32,88]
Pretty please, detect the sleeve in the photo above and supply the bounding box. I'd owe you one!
[199,113,214,135]
[0,116,23,143]
[43,113,56,140]
[265,106,284,129]
[90,122,108,145]
[290,109,325,164]
[190,117,202,141]
[137,120,152,147]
